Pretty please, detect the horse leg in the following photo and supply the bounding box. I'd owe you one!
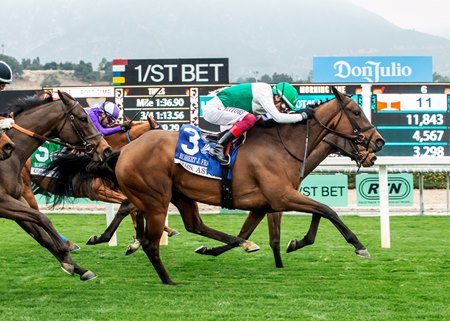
[86,198,135,245]
[267,212,283,268]
[16,220,95,280]
[286,214,321,253]
[172,194,260,252]
[279,191,369,258]
[125,210,143,256]
[139,210,175,285]
[195,209,266,256]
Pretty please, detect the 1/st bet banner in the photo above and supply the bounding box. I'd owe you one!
[313,56,432,83]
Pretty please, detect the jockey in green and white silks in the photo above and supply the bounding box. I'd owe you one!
[203,82,314,165]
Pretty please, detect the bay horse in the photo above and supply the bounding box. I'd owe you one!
[194,135,378,268]
[24,116,178,250]
[47,87,384,284]
[0,129,15,160]
[0,91,111,281]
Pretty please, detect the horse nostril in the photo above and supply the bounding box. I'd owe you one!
[376,139,385,148]
[5,142,15,153]
[104,147,113,158]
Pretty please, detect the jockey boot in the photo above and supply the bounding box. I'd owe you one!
[209,130,235,165]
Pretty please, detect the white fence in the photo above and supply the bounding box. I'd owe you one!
[317,156,450,248]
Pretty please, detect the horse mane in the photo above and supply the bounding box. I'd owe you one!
[4,94,53,117]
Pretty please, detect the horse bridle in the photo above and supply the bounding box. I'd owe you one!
[312,96,376,165]
[9,98,102,155]
[276,96,375,173]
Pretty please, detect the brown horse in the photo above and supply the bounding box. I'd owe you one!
[194,135,378,268]
[47,87,384,284]
[25,116,178,251]
[0,91,111,281]
[0,129,15,160]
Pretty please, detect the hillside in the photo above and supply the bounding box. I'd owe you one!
[2,0,450,80]
[8,70,109,90]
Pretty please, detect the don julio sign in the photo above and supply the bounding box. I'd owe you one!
[313,56,432,83]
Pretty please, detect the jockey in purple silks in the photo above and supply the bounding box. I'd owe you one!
[85,101,130,136]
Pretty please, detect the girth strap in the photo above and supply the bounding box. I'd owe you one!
[221,165,234,209]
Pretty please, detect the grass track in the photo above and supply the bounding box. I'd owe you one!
[0,214,449,321]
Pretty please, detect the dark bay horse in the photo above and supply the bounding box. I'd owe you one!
[24,116,178,250]
[0,91,111,281]
[195,134,378,268]
[0,129,15,160]
[47,87,384,284]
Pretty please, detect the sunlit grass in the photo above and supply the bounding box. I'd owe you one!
[0,214,449,321]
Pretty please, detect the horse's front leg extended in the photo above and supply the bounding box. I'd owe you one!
[276,190,369,258]
[286,214,321,253]
[195,210,266,256]
[172,194,260,252]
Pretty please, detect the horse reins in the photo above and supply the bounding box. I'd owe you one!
[2,99,102,155]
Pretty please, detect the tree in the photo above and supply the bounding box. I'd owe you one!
[40,73,61,87]
[433,72,450,83]
[271,72,293,83]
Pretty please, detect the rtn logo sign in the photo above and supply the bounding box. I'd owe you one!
[358,177,412,200]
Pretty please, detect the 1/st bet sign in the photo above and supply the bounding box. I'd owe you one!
[112,58,229,85]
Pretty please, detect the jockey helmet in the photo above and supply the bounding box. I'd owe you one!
[101,101,120,120]
[0,61,13,84]
[272,82,298,110]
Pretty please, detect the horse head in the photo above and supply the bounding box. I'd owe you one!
[313,87,385,157]
[53,91,112,161]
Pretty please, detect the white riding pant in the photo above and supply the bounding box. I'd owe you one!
[203,96,249,131]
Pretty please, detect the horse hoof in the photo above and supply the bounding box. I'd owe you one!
[86,236,97,245]
[194,246,208,254]
[286,240,297,253]
[80,270,97,281]
[60,263,75,275]
[125,243,140,256]
[242,241,260,252]
[68,243,81,252]
[356,249,371,258]
[168,230,180,237]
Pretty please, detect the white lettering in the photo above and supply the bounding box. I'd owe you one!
[333,60,415,82]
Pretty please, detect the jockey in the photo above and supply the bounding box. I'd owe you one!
[85,101,131,136]
[203,82,314,165]
[0,61,15,130]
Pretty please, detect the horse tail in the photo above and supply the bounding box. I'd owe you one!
[35,151,121,207]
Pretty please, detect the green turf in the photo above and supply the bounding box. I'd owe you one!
[0,213,449,321]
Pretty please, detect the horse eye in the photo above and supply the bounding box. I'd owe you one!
[353,109,361,116]
[80,115,88,122]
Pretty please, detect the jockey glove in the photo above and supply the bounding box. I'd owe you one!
[121,122,132,132]
[299,107,315,121]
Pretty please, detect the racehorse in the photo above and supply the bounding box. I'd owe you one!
[0,91,111,281]
[24,116,178,250]
[0,129,15,160]
[194,135,378,268]
[46,87,385,284]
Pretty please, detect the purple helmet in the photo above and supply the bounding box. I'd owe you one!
[101,101,120,120]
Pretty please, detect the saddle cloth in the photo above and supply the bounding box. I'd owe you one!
[174,124,238,180]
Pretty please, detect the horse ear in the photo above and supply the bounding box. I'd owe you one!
[57,90,68,104]
[331,86,343,102]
